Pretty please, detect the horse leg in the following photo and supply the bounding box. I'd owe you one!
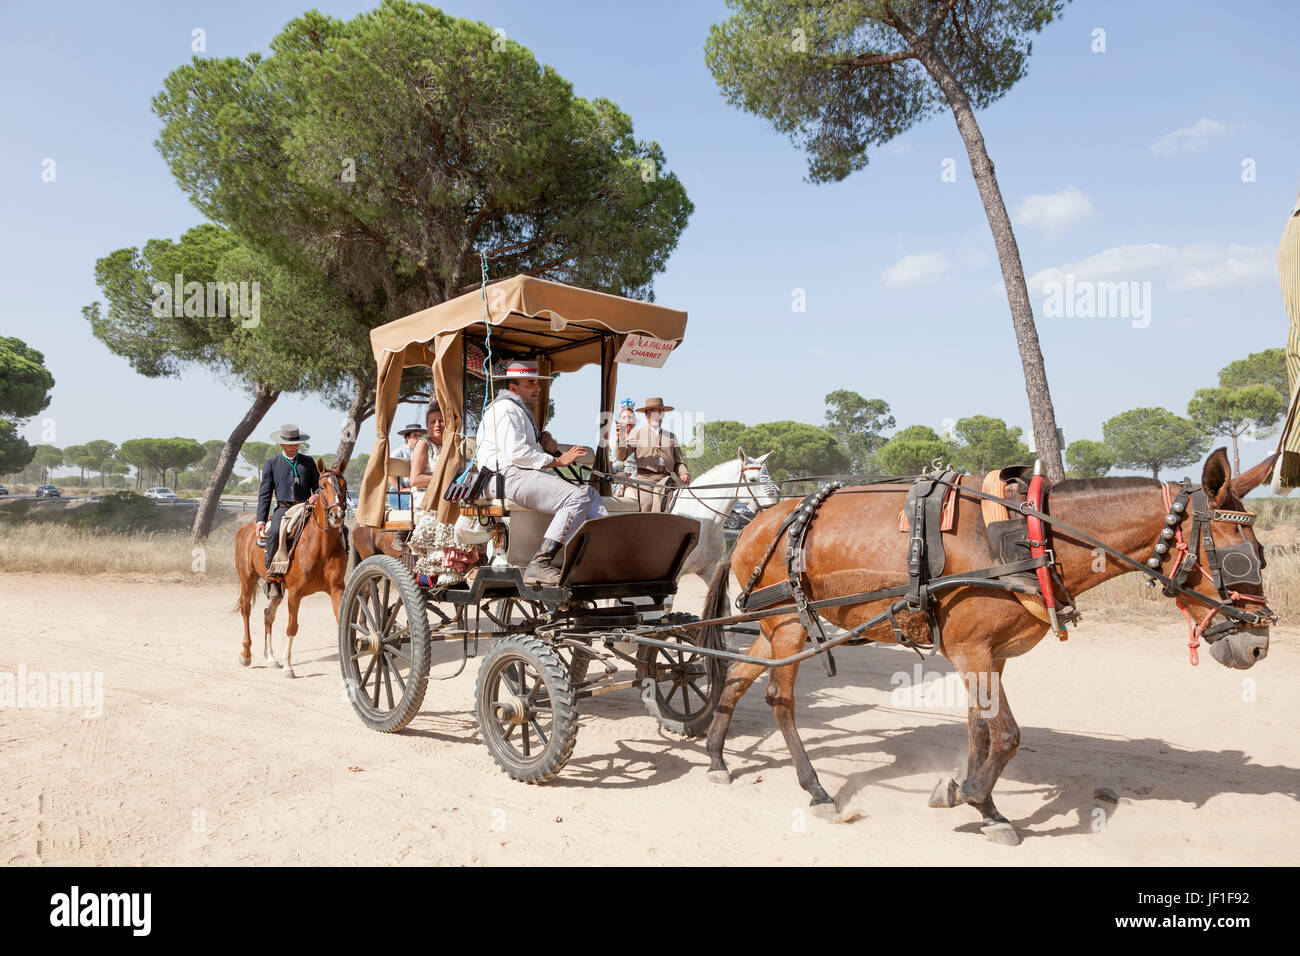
[263,593,283,669]
[704,631,773,785]
[763,622,836,815]
[238,572,255,667]
[282,590,301,679]
[959,664,1020,845]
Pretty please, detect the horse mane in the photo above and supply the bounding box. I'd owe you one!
[1053,476,1160,495]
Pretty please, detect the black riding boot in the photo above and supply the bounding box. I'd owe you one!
[524,537,564,587]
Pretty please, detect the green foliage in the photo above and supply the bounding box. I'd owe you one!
[686,419,847,479]
[1102,407,1209,479]
[824,390,894,472]
[344,453,370,486]
[31,444,63,482]
[1065,438,1115,478]
[152,0,692,307]
[877,425,953,475]
[1188,385,1284,441]
[240,441,273,472]
[948,415,1030,474]
[706,0,1067,183]
[0,419,34,475]
[741,421,848,479]
[0,336,55,420]
[1219,348,1289,401]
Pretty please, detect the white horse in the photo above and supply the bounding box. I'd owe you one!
[668,448,780,583]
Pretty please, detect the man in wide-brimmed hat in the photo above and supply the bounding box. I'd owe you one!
[388,423,425,507]
[255,424,321,596]
[475,360,605,585]
[616,397,690,512]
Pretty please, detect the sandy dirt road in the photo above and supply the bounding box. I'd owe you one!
[1,571,1296,866]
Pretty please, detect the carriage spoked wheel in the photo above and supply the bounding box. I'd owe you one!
[338,555,431,732]
[485,597,590,683]
[474,635,579,784]
[635,613,723,738]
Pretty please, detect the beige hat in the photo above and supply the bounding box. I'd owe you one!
[269,424,310,443]
[637,397,674,413]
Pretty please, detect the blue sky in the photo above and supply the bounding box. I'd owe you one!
[2,0,1297,481]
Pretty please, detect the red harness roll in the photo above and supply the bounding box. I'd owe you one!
[1026,473,1066,640]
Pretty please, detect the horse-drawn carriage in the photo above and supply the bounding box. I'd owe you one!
[341,275,732,781]
[339,274,1279,842]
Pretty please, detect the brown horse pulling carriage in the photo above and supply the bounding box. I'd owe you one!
[341,275,1279,844]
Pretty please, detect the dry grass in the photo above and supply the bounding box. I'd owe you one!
[0,521,241,583]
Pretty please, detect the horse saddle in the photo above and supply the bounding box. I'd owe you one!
[268,502,311,576]
[902,469,961,588]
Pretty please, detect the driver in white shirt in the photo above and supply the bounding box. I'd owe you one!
[475,360,607,585]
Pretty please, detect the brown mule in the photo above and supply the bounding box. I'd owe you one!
[234,462,350,678]
[701,449,1275,844]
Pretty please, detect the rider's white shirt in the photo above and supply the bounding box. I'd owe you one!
[475,391,552,471]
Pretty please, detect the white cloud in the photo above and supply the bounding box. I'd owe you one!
[1013,186,1094,238]
[1148,118,1235,156]
[1024,242,1273,294]
[880,252,951,289]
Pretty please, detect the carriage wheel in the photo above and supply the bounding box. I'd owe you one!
[635,613,723,738]
[474,634,579,784]
[338,555,431,733]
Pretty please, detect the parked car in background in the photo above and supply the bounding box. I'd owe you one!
[0,483,8,496]
[35,485,61,498]
[144,487,179,500]
[724,502,755,532]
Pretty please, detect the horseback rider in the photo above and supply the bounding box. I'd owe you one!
[255,424,320,598]
[474,360,605,586]
[615,397,691,511]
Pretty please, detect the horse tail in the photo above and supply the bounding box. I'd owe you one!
[698,558,732,653]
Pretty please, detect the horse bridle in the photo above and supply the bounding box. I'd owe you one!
[313,470,348,531]
[1143,480,1275,651]
[738,455,780,513]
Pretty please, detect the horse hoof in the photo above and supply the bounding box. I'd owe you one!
[808,801,838,820]
[282,668,296,679]
[928,777,960,809]
[238,655,251,668]
[706,769,732,786]
[982,822,1021,846]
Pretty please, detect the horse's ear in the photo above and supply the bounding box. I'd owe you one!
[316,457,325,473]
[1230,453,1276,499]
[336,457,350,476]
[756,451,773,466]
[1201,447,1232,506]
[737,446,748,461]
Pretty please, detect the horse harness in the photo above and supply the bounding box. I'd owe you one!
[1145,479,1271,662]
[731,469,1275,673]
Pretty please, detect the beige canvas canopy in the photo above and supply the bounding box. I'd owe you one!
[358,274,688,527]
[1274,182,1300,491]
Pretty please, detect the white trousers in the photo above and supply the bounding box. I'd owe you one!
[498,466,607,545]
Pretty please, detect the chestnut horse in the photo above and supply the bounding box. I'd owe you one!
[234,463,350,678]
[701,449,1275,845]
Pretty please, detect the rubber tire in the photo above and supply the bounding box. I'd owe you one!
[338,555,431,733]
[636,612,723,738]
[475,634,579,784]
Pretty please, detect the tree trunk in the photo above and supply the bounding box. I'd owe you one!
[912,43,1066,482]
[1231,431,1241,476]
[191,383,281,540]
[334,375,372,469]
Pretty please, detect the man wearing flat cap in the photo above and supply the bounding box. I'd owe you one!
[616,397,690,512]
[475,360,606,586]
[255,425,321,589]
